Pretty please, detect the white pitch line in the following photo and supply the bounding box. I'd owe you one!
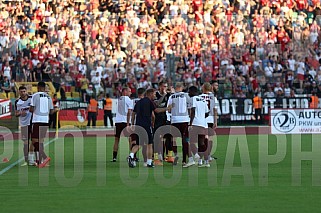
[0,137,58,176]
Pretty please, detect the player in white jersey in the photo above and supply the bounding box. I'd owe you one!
[111,88,133,162]
[29,82,56,168]
[200,82,218,162]
[184,85,210,168]
[15,86,35,166]
[167,82,190,165]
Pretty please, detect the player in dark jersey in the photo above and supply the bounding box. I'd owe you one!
[128,89,172,168]
[153,81,172,165]
[130,88,146,166]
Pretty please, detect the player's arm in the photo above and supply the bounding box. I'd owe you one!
[49,97,56,114]
[29,94,35,113]
[127,109,132,126]
[14,100,21,117]
[213,108,218,128]
[154,105,172,113]
[166,96,172,113]
[189,107,195,126]
[131,111,136,126]
[152,111,155,128]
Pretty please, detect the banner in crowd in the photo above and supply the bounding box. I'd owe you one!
[58,100,116,127]
[217,97,311,121]
[58,97,314,125]
[0,99,11,119]
[270,109,321,134]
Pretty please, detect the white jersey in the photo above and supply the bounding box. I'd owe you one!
[167,92,190,123]
[199,92,218,124]
[133,98,140,106]
[31,92,54,123]
[114,96,133,123]
[15,96,32,127]
[190,96,209,128]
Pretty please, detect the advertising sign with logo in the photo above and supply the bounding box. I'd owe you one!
[271,109,321,134]
[0,99,11,119]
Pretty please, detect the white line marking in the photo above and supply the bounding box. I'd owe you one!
[0,137,57,176]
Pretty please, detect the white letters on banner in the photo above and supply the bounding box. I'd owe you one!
[57,97,317,122]
[0,99,11,119]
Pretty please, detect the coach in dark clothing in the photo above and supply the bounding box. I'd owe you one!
[128,89,172,168]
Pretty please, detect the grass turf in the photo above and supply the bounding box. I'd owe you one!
[0,134,320,212]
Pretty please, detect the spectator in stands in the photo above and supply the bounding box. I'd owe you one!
[264,86,275,98]
[0,0,321,103]
[284,83,291,98]
[0,76,12,95]
[86,84,95,102]
[274,82,284,95]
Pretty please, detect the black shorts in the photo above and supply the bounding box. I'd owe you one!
[131,126,154,145]
[21,125,31,142]
[31,123,49,140]
[115,122,128,138]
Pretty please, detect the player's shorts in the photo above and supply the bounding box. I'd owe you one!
[31,123,49,140]
[190,126,206,145]
[131,125,154,145]
[172,122,189,142]
[21,125,31,142]
[207,123,214,135]
[115,122,128,138]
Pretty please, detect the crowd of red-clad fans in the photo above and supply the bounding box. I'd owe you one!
[1,0,321,100]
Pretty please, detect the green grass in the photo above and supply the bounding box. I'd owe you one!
[0,134,321,212]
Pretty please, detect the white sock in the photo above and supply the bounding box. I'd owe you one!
[147,159,152,165]
[189,157,194,163]
[195,153,200,158]
[130,153,134,158]
[198,159,203,165]
[29,152,35,162]
[158,154,163,161]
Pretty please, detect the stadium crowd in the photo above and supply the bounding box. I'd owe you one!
[1,0,321,99]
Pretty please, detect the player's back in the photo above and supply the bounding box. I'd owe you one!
[115,96,133,123]
[31,92,53,123]
[191,96,209,128]
[168,92,190,123]
[200,92,217,124]
[134,97,154,127]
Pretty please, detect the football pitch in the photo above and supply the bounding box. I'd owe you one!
[0,133,320,212]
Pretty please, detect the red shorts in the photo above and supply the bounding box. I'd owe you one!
[298,74,304,81]
[31,123,49,140]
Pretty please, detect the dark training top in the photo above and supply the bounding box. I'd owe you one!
[134,97,156,128]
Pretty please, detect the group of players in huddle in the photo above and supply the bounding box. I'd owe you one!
[15,80,218,169]
[111,81,219,168]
